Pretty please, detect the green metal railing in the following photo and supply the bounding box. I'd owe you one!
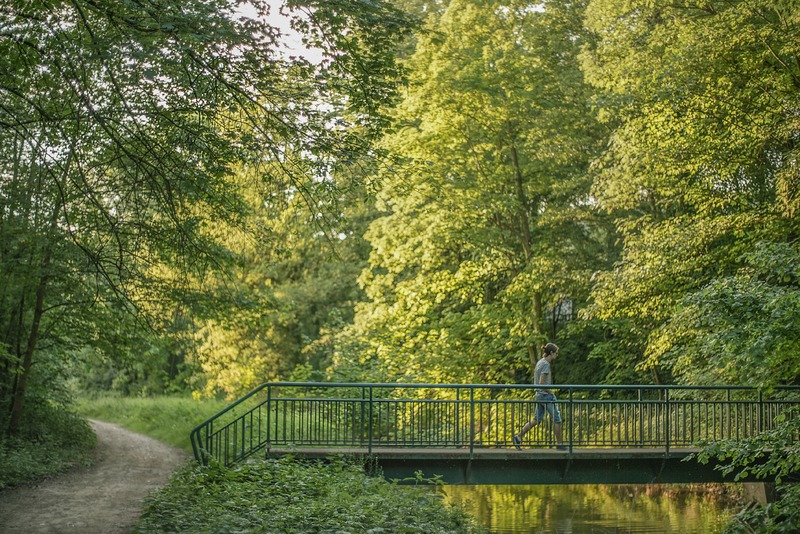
[190,383,800,466]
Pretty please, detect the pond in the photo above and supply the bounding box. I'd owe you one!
[442,484,733,533]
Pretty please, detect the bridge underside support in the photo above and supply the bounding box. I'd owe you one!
[265,447,762,485]
[378,456,735,485]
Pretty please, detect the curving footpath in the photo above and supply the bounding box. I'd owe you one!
[0,420,188,534]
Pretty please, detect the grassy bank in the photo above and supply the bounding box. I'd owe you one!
[76,395,229,453]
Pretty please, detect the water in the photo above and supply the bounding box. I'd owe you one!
[442,484,732,533]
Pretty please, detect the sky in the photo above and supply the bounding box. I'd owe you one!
[237,0,324,63]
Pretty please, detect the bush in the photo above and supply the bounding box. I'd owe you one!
[0,403,96,490]
[135,457,485,534]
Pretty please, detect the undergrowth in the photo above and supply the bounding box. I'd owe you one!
[135,457,486,534]
[29,396,486,532]
[0,403,96,490]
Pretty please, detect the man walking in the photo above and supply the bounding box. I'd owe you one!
[513,343,567,450]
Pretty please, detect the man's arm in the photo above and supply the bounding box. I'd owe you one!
[537,372,552,394]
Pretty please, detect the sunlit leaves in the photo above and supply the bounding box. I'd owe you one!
[582,0,800,379]
[644,241,800,387]
[339,0,609,385]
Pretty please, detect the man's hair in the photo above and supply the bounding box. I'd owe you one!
[542,343,559,356]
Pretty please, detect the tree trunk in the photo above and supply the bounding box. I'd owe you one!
[7,145,70,436]
[531,292,544,366]
[7,261,49,435]
[510,137,544,377]
[510,143,533,260]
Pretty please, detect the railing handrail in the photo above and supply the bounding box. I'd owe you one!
[217,381,800,391]
[190,382,271,461]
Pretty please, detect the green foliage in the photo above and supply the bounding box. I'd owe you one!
[181,159,380,399]
[339,0,612,385]
[697,410,800,485]
[67,308,196,397]
[76,396,229,453]
[134,458,484,533]
[718,484,800,534]
[581,0,800,380]
[646,241,800,387]
[0,403,96,490]
[0,0,416,432]
[696,408,800,533]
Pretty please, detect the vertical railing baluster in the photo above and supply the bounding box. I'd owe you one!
[455,388,461,446]
[238,418,243,459]
[207,420,213,464]
[665,388,671,454]
[276,395,281,446]
[568,387,574,452]
[360,387,366,448]
[638,389,644,448]
[681,402,687,446]
[608,402,618,447]
[284,398,289,445]
[225,427,230,466]
[469,387,475,460]
[726,388,731,440]
[248,412,253,456]
[262,402,268,452]
[368,386,373,454]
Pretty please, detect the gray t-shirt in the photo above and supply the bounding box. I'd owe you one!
[534,357,552,389]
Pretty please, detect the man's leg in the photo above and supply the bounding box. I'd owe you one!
[513,419,537,449]
[514,401,545,449]
[544,397,566,449]
[518,419,538,438]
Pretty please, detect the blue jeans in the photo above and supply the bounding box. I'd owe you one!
[534,393,562,424]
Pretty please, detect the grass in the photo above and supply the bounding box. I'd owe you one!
[75,395,230,453]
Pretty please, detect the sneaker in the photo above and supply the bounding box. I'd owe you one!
[512,435,522,450]
[556,444,569,451]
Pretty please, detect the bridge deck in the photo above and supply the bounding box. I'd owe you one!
[265,446,699,460]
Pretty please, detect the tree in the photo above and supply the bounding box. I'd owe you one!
[0,0,414,434]
[645,241,800,387]
[581,0,800,383]
[336,0,610,384]
[580,3,800,528]
[183,158,380,399]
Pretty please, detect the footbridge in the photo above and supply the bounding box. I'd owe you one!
[190,383,799,484]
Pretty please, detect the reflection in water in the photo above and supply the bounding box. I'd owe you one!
[442,484,732,533]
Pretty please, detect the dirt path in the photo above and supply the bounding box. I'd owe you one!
[0,420,189,534]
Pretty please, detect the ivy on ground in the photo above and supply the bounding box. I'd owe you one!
[134,457,484,534]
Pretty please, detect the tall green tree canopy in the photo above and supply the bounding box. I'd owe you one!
[335,0,611,385]
[581,0,800,386]
[0,0,414,432]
